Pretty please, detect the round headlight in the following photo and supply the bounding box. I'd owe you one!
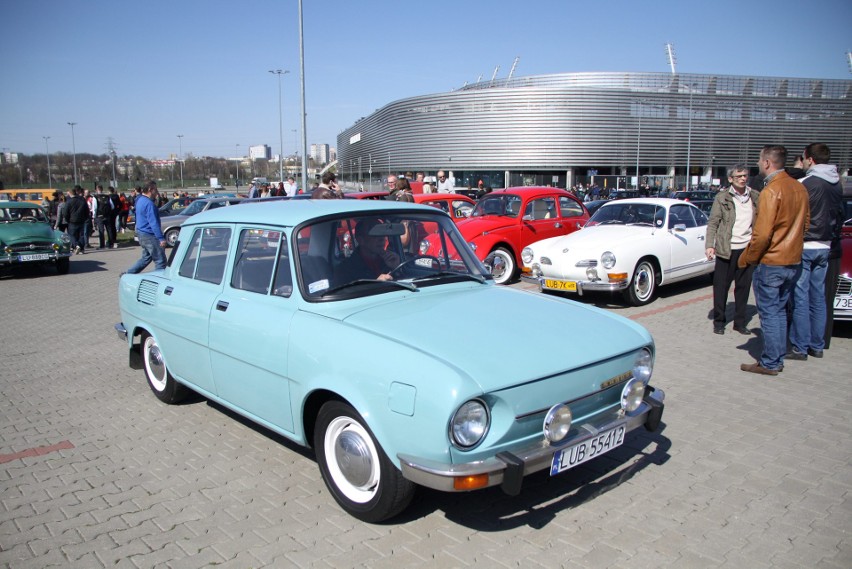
[467,241,478,252]
[521,247,533,264]
[586,267,598,280]
[601,251,616,269]
[621,378,646,413]
[632,348,653,383]
[543,404,573,443]
[418,240,429,255]
[450,399,489,449]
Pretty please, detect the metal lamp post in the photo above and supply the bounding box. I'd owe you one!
[67,122,78,185]
[635,103,642,190]
[177,135,184,188]
[269,69,289,183]
[43,136,52,189]
[235,144,240,187]
[685,84,695,190]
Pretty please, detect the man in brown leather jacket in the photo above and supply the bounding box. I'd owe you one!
[738,145,810,375]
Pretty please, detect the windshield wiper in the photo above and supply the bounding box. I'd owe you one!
[412,271,486,284]
[320,278,417,297]
[597,219,625,225]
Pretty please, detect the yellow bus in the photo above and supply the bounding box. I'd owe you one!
[0,189,60,205]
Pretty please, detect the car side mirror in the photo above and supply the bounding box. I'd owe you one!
[522,214,533,222]
[672,223,687,232]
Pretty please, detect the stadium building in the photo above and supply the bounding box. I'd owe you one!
[337,72,851,192]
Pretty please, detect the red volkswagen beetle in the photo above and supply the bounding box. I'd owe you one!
[423,187,588,284]
[413,193,476,224]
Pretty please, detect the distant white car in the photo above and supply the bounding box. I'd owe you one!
[521,198,714,305]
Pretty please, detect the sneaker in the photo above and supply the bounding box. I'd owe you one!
[733,325,752,336]
[740,362,779,376]
[74,246,81,255]
[807,348,824,358]
[786,350,808,361]
[113,244,119,249]
[713,325,725,335]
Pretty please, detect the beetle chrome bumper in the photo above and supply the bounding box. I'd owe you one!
[520,274,630,295]
[398,387,664,495]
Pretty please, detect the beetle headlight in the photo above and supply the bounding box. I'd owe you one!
[467,241,477,252]
[450,399,489,449]
[543,403,572,443]
[521,247,533,264]
[419,240,429,255]
[601,251,616,269]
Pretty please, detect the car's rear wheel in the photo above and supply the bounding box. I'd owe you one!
[314,401,415,523]
[142,333,187,404]
[164,228,180,248]
[624,259,657,306]
[490,247,516,285]
[56,257,70,275]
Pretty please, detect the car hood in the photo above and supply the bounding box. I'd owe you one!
[531,224,656,255]
[456,216,516,239]
[0,222,59,244]
[336,285,651,393]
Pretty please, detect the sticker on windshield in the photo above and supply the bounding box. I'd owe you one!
[308,279,330,294]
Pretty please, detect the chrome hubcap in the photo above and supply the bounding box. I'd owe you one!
[335,429,373,488]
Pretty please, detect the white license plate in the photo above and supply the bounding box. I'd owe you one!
[550,425,626,476]
[18,254,50,261]
[835,296,852,310]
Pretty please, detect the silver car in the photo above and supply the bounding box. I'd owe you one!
[160,197,243,247]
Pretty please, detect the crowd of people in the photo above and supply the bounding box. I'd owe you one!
[704,144,844,376]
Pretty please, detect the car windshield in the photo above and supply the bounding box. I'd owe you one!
[587,203,664,227]
[296,211,489,300]
[0,206,49,223]
[181,200,210,216]
[470,194,522,218]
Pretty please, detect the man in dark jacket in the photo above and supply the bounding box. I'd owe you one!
[63,186,90,254]
[788,143,845,358]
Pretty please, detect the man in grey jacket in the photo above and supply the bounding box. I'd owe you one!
[705,164,760,335]
[787,143,844,359]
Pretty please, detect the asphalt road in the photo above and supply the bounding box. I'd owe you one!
[1,246,850,568]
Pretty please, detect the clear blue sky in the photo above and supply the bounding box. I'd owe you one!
[2,0,850,159]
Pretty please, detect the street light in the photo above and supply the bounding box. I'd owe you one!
[67,122,78,185]
[43,136,52,189]
[235,144,240,187]
[269,69,290,183]
[685,83,696,190]
[177,135,184,187]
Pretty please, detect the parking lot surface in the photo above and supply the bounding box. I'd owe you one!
[1,247,850,568]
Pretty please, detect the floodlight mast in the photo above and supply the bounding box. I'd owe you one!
[665,43,677,75]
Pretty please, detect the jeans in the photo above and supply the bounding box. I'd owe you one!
[67,222,85,252]
[752,263,801,370]
[789,248,829,353]
[127,232,166,274]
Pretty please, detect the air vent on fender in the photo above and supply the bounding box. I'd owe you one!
[136,279,159,306]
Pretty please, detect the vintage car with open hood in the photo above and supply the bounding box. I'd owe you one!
[115,199,665,522]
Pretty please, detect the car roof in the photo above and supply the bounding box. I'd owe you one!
[183,198,438,228]
[0,200,43,208]
[598,197,687,207]
[490,186,572,196]
[414,193,474,202]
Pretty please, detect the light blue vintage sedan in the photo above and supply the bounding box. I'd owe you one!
[115,199,665,522]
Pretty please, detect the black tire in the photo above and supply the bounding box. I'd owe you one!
[164,228,180,248]
[624,259,657,306]
[314,401,415,523]
[141,333,187,404]
[56,257,70,275]
[490,247,516,285]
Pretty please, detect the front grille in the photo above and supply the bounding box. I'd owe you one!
[9,242,54,253]
[136,279,159,306]
[837,275,852,297]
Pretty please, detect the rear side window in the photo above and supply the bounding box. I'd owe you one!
[559,196,585,217]
[178,227,232,284]
[230,228,292,297]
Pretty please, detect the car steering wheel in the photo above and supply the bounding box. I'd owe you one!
[388,255,441,278]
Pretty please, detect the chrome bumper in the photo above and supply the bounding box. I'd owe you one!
[520,274,629,295]
[115,323,128,341]
[399,387,665,495]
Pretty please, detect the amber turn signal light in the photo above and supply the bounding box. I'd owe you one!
[453,474,489,490]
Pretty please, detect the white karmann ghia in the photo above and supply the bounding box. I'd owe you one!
[522,198,715,305]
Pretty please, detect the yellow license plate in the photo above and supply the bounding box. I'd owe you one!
[544,279,577,291]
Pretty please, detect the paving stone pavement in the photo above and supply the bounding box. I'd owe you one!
[1,246,850,568]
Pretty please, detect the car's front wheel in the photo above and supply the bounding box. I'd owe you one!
[624,259,657,306]
[314,401,415,523]
[142,333,187,404]
[490,247,516,285]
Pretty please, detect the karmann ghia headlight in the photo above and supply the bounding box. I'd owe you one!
[621,348,654,413]
[450,399,490,449]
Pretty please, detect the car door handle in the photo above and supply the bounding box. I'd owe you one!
[554,222,562,228]
[164,286,174,296]
[216,300,229,312]
[697,235,705,240]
